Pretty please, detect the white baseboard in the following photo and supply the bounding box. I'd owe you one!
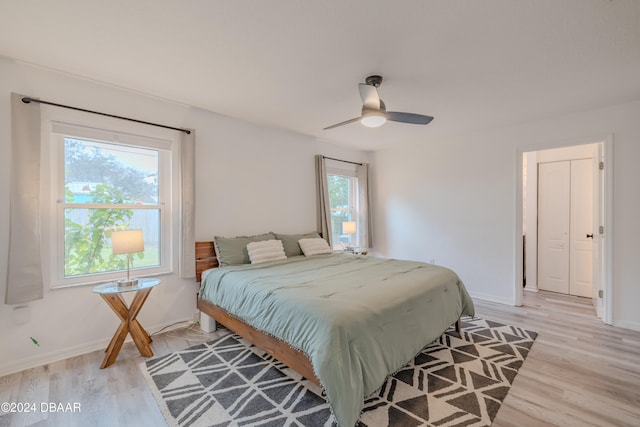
[612,319,640,333]
[0,318,192,377]
[0,337,111,378]
[467,290,515,306]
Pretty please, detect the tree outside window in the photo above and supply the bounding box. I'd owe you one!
[63,138,161,278]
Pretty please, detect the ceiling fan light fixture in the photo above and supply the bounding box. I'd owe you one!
[323,75,433,130]
[360,111,387,128]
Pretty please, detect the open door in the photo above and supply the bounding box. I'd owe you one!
[592,144,604,318]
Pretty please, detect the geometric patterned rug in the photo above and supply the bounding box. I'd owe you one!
[142,317,536,427]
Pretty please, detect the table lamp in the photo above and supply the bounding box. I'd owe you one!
[112,229,144,287]
[342,221,356,251]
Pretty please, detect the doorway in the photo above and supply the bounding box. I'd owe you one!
[519,140,611,322]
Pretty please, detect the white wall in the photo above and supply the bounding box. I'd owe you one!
[373,100,640,331]
[0,57,370,375]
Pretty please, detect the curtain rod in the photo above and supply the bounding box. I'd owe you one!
[323,156,363,166]
[21,97,191,135]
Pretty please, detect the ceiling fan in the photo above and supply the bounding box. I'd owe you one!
[323,75,434,130]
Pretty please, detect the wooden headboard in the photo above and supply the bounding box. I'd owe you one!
[195,241,218,282]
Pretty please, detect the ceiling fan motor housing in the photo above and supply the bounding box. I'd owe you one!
[365,75,383,87]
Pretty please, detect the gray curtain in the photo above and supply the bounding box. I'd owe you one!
[6,93,43,304]
[315,155,333,247]
[180,129,196,278]
[356,163,373,249]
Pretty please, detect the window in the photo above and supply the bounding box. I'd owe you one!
[47,121,177,287]
[325,157,371,250]
[327,173,358,249]
[316,155,371,251]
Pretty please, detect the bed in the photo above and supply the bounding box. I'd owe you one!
[196,237,475,427]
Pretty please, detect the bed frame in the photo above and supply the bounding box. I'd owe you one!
[195,241,321,385]
[195,241,461,388]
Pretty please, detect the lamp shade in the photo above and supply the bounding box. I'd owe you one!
[112,229,144,255]
[342,221,357,235]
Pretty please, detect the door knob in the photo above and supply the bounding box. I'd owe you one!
[586,233,594,239]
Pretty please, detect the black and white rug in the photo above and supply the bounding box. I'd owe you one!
[143,318,536,426]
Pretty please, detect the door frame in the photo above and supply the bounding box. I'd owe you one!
[514,135,613,324]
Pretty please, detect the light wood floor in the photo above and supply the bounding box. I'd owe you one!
[477,292,640,427]
[1,291,639,427]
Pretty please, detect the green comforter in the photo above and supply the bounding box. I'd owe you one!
[199,253,475,426]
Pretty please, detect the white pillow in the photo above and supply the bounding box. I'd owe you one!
[298,237,332,256]
[246,239,287,264]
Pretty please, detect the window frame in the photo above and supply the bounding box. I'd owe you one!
[43,114,179,289]
[326,163,360,250]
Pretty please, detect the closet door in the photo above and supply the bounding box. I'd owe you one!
[570,158,593,298]
[538,161,571,294]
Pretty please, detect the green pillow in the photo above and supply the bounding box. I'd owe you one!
[274,232,321,258]
[214,233,276,266]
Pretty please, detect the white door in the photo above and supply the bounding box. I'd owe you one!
[570,159,593,298]
[538,162,570,294]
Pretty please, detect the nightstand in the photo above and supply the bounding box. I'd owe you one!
[92,278,160,368]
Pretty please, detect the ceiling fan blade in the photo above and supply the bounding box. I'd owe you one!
[358,83,380,110]
[323,117,361,130]
[386,111,434,125]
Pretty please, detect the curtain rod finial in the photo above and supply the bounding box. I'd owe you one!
[21,97,32,104]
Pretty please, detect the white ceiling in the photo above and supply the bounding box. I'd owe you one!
[2,0,640,150]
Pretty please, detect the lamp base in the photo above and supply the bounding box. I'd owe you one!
[116,278,138,288]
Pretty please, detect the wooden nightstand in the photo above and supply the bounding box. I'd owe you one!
[92,278,160,368]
